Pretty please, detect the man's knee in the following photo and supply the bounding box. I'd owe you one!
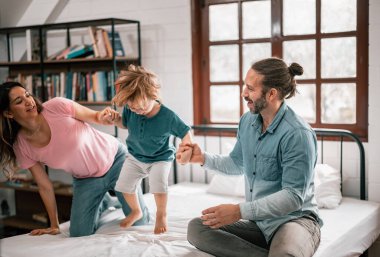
[187,217,204,246]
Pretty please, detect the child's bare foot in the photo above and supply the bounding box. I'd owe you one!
[154,212,167,234]
[120,210,142,228]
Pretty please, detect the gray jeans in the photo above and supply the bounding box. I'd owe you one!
[187,216,320,257]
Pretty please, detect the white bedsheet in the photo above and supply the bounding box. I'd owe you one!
[1,182,379,257]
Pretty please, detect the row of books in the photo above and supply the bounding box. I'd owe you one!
[47,27,125,60]
[7,26,125,62]
[47,44,94,60]
[8,71,116,102]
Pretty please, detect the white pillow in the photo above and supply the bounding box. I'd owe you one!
[207,173,245,197]
[314,163,342,209]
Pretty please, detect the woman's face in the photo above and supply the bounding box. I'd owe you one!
[5,86,38,121]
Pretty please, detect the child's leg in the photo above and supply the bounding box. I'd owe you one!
[115,155,148,228]
[154,193,168,234]
[119,192,143,228]
[149,161,172,234]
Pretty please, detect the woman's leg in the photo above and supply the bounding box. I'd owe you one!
[70,176,107,237]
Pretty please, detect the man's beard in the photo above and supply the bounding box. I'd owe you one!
[245,95,267,114]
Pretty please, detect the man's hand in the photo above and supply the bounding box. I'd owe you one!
[30,227,60,236]
[176,143,205,164]
[201,204,241,229]
[97,107,121,125]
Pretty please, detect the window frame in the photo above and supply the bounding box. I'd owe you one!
[191,0,369,140]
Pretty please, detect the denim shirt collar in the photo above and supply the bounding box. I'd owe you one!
[251,101,288,134]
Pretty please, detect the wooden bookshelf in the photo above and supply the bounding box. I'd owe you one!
[1,216,48,230]
[0,182,72,233]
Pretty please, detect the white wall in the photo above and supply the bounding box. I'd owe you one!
[367,0,380,255]
[1,0,379,254]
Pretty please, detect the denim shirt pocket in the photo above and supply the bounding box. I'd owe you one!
[258,156,280,181]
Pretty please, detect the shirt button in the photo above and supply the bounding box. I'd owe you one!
[254,154,256,158]
[253,172,256,175]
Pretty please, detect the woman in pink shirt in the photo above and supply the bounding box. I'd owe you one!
[0,81,149,237]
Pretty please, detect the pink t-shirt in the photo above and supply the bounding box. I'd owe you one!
[13,97,119,178]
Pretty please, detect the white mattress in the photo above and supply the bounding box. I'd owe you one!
[1,182,379,257]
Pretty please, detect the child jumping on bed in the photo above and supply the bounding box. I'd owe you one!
[108,64,193,234]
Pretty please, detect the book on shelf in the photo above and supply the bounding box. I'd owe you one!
[65,44,94,59]
[108,31,125,57]
[102,30,113,58]
[54,45,79,60]
[88,26,100,57]
[96,29,108,58]
[88,26,125,58]
[46,45,74,61]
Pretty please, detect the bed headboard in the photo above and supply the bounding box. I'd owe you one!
[170,126,366,200]
[313,128,365,200]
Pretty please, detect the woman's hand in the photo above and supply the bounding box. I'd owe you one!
[30,226,60,236]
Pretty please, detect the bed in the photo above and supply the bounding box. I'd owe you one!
[1,128,379,257]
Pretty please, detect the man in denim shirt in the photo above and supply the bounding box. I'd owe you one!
[182,58,322,257]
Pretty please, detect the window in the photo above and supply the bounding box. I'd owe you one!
[191,0,368,139]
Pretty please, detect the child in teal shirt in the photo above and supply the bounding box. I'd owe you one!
[109,65,192,234]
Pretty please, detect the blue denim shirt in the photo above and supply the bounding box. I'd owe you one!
[203,102,322,242]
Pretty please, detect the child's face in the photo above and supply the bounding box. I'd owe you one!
[126,99,155,115]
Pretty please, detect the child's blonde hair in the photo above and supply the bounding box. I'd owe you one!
[112,64,160,108]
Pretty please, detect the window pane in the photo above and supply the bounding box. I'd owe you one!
[321,37,356,78]
[210,85,240,123]
[283,0,316,35]
[321,0,356,33]
[321,83,356,124]
[209,3,238,41]
[283,40,316,79]
[242,1,271,39]
[242,43,271,78]
[210,44,239,82]
[286,84,316,123]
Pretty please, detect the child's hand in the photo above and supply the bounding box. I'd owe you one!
[97,107,121,125]
[177,146,193,165]
[177,143,205,165]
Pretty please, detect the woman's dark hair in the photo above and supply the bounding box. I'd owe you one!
[0,81,43,177]
[251,57,303,99]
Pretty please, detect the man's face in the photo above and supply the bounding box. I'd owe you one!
[242,69,267,114]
